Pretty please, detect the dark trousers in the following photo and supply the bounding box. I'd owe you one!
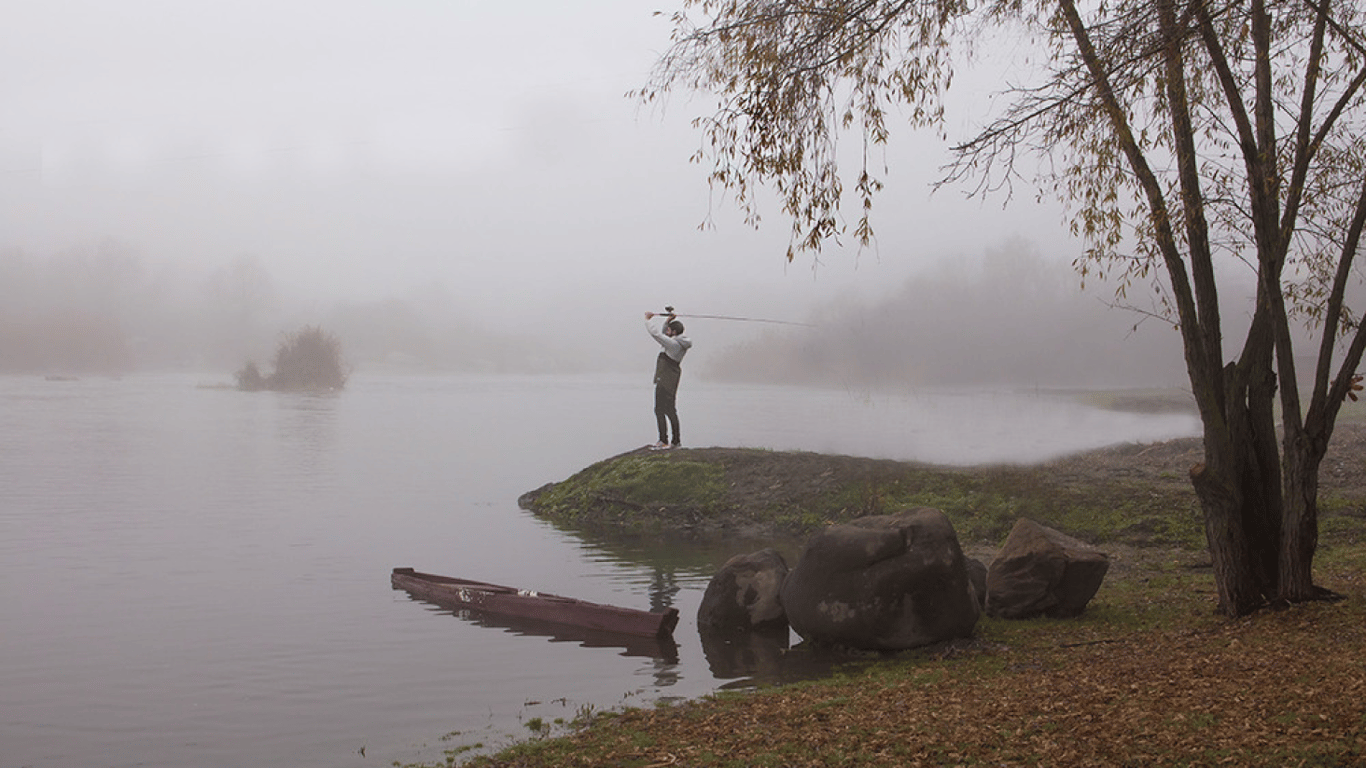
[655,384,680,445]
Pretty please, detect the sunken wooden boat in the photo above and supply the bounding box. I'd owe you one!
[391,567,680,640]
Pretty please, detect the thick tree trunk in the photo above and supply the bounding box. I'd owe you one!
[1191,460,1263,616]
[1279,432,1322,602]
[1190,365,1282,617]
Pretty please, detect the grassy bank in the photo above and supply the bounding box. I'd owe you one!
[422,424,1366,768]
[518,444,1213,549]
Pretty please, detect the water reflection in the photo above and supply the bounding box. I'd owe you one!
[545,519,806,586]
[698,626,790,682]
[516,522,894,692]
[395,579,866,694]
[525,509,954,695]
[273,391,338,476]
[706,638,884,691]
[428,602,680,663]
[647,566,681,613]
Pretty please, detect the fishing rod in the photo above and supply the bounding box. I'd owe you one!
[656,306,814,328]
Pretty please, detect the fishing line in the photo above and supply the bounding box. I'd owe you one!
[657,306,814,327]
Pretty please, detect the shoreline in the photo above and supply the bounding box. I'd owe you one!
[433,424,1366,768]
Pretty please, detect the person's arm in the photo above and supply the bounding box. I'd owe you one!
[645,314,684,357]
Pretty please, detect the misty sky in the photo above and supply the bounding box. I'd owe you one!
[1,1,1081,364]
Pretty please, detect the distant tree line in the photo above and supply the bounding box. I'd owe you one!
[0,242,577,376]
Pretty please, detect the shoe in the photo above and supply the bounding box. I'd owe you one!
[649,441,669,450]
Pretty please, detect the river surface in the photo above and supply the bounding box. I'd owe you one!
[0,373,1200,768]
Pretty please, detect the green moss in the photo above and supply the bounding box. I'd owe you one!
[530,455,726,523]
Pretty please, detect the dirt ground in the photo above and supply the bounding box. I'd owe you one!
[681,422,1366,516]
[467,595,1366,768]
[1035,420,1366,498]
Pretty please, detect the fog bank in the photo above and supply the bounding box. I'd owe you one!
[0,242,581,377]
[702,240,1195,390]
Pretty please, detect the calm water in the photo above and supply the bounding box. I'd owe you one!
[0,373,1199,768]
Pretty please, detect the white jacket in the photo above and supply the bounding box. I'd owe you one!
[647,317,692,362]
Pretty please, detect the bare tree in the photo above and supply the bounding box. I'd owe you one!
[638,0,1366,616]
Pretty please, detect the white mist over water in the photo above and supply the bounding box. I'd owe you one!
[0,373,1198,768]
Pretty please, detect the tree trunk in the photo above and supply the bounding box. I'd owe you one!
[1190,365,1282,617]
[1243,363,1284,592]
[1279,430,1322,602]
[1191,459,1263,616]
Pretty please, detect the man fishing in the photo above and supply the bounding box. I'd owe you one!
[645,309,692,450]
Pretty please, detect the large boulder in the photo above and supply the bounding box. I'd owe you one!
[779,508,980,650]
[985,519,1110,619]
[697,548,790,632]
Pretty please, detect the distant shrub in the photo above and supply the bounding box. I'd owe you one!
[234,360,266,391]
[236,325,348,392]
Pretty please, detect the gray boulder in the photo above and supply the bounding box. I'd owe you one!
[985,519,1110,619]
[697,548,790,632]
[779,508,980,650]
